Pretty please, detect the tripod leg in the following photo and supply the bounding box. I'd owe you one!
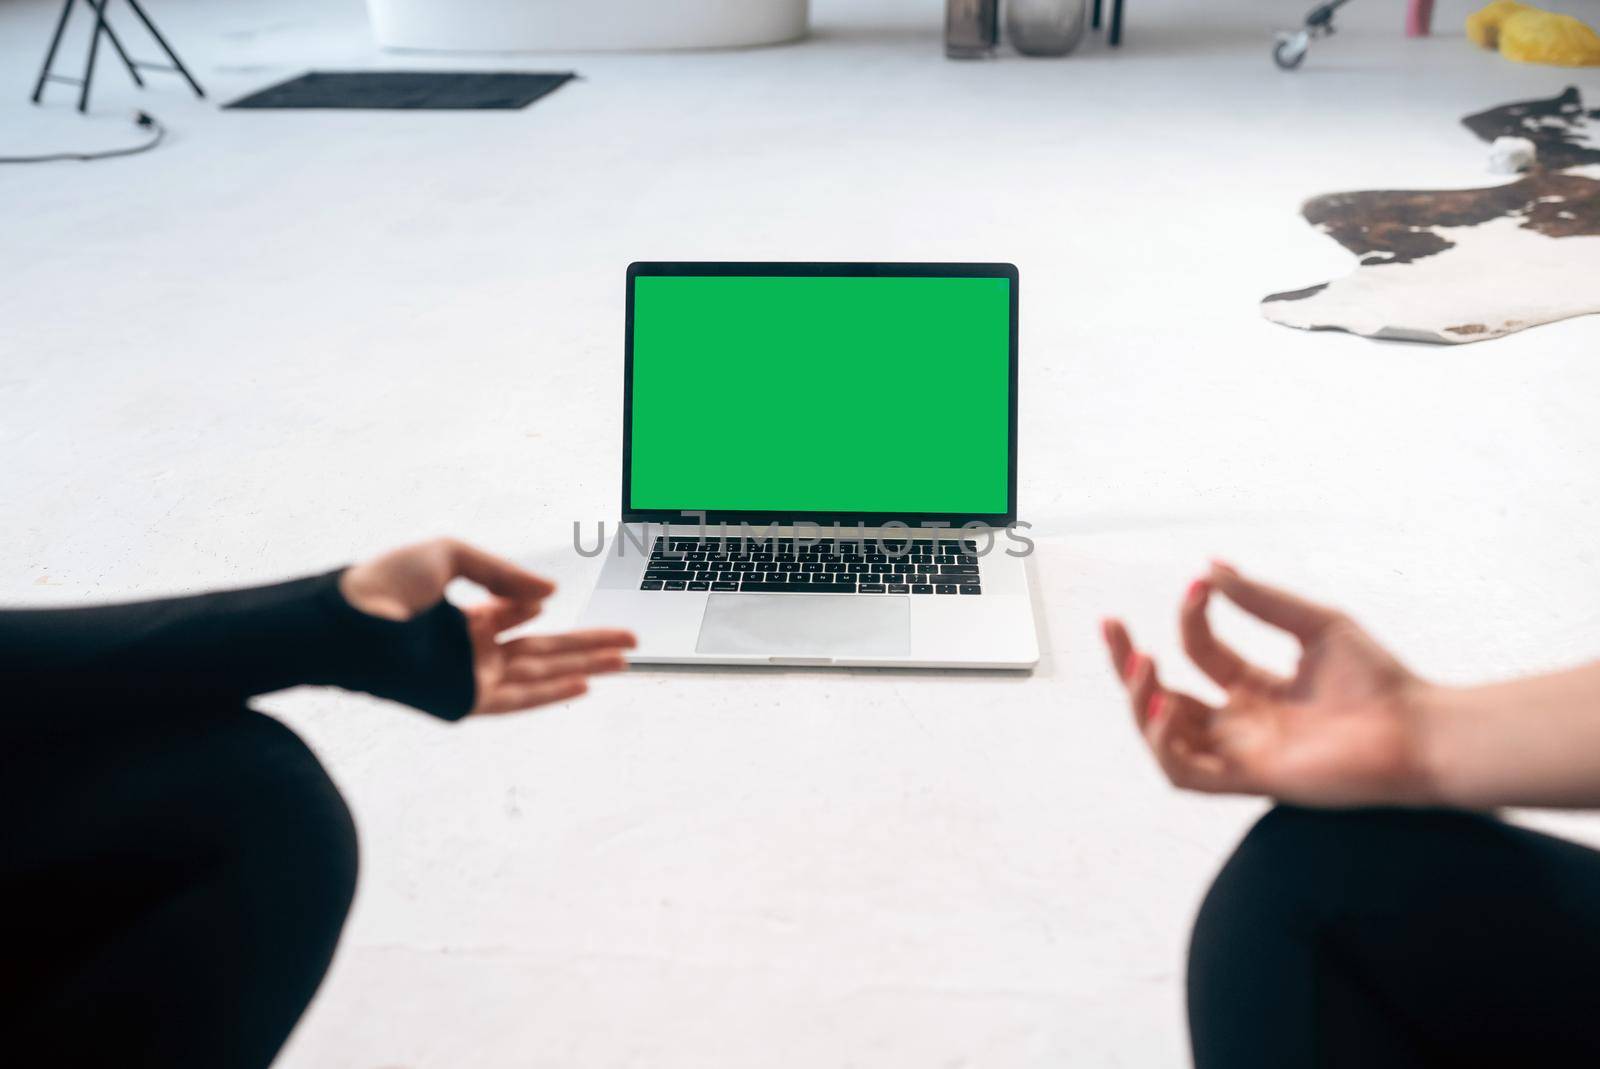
[122,0,205,98]
[1109,0,1124,45]
[1092,0,1102,30]
[31,0,77,104]
[87,0,145,87]
[79,0,109,112]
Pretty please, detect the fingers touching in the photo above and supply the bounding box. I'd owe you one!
[1103,562,1309,713]
[352,540,638,717]
[346,539,558,624]
[448,540,579,644]
[421,540,636,716]
[468,597,545,637]
[1178,578,1278,692]
[1103,562,1353,797]
[446,541,556,603]
[1208,561,1343,643]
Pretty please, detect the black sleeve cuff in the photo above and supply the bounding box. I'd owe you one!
[313,570,477,721]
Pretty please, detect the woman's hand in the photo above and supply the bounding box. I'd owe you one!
[1101,562,1438,807]
[340,539,635,716]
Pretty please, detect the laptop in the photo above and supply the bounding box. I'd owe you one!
[577,262,1038,670]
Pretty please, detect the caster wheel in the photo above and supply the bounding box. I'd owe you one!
[1274,33,1309,69]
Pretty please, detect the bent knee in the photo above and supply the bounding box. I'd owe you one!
[185,713,360,925]
[1194,804,1505,950]
[1187,805,1404,1039]
[245,718,360,917]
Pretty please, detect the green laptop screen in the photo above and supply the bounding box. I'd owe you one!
[628,274,1012,515]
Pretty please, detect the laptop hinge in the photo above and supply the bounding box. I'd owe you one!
[638,521,990,540]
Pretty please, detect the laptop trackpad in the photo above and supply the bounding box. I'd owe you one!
[695,593,910,659]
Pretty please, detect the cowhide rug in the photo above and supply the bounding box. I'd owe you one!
[1262,87,1600,344]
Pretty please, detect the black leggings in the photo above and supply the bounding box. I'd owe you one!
[1190,806,1600,1068]
[1,708,357,1068]
[0,569,472,1067]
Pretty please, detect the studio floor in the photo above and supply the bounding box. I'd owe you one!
[5,0,1600,1065]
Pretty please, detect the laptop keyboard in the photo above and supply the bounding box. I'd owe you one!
[639,537,982,595]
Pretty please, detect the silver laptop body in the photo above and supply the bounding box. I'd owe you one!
[578,262,1038,670]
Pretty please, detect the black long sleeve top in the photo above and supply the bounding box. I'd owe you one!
[0,569,475,723]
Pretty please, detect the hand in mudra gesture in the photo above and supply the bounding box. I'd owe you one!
[1102,563,1435,807]
[340,539,635,715]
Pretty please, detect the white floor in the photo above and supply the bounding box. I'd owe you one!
[5,0,1600,1065]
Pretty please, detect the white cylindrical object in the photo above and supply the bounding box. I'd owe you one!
[367,0,810,52]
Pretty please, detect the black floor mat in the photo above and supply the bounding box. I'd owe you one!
[225,71,575,110]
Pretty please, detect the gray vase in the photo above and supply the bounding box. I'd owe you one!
[1005,0,1088,56]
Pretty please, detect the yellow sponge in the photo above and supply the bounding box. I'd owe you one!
[1499,10,1600,65]
[1467,0,1533,48]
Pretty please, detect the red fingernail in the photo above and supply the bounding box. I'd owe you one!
[1147,692,1165,722]
[1186,579,1208,605]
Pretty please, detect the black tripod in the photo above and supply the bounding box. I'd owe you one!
[32,0,204,113]
[1090,0,1127,47]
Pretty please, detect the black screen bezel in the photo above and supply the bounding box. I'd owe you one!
[621,261,1019,529]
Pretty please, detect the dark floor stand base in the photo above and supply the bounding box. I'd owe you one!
[1090,0,1126,46]
[32,0,204,113]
